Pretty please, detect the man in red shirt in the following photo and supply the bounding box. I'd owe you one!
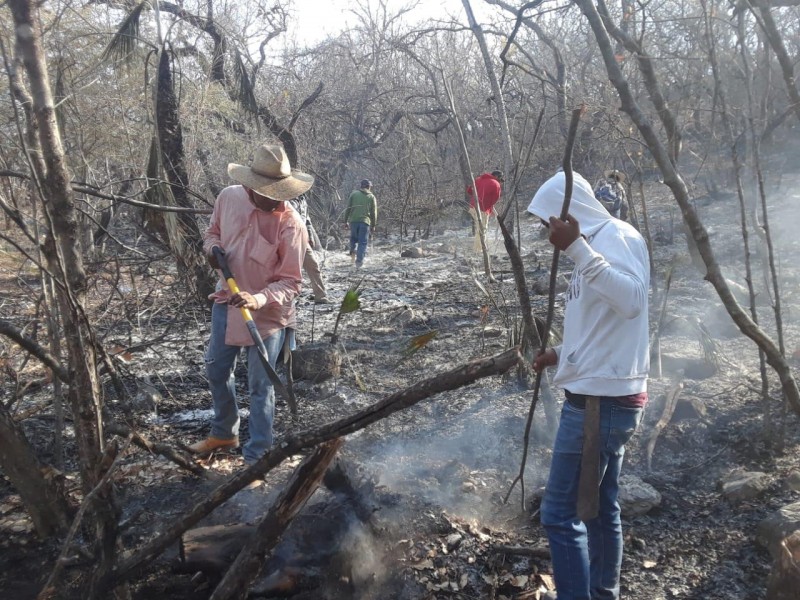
[466,170,503,251]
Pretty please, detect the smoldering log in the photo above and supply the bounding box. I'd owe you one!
[179,457,378,576]
[179,524,252,574]
[209,438,343,600]
[110,347,521,590]
[322,457,379,526]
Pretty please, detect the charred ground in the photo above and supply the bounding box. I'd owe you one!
[1,170,799,600]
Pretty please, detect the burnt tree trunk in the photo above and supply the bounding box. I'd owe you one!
[210,439,344,600]
[575,0,800,416]
[155,49,213,302]
[8,2,123,595]
[0,405,72,537]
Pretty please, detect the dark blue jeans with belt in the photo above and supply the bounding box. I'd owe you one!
[540,394,643,600]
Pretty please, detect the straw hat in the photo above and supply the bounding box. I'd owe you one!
[228,144,314,201]
[604,169,626,183]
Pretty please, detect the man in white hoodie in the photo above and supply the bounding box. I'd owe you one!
[528,171,650,600]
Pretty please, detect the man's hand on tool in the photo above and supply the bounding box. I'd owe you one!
[229,291,259,310]
[208,246,224,269]
[533,348,558,372]
[548,214,581,251]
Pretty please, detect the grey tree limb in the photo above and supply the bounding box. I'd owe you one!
[572,0,800,415]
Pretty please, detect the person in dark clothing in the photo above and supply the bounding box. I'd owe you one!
[593,170,629,221]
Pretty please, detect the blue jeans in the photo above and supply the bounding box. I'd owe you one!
[349,222,370,266]
[205,302,285,464]
[540,397,643,600]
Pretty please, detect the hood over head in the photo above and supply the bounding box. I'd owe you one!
[527,171,612,238]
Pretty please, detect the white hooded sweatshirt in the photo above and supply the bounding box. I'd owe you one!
[527,172,650,396]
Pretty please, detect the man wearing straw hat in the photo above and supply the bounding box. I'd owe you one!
[189,144,312,465]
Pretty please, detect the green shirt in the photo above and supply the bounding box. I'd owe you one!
[345,189,377,227]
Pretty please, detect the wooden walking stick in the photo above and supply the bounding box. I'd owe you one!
[505,106,584,507]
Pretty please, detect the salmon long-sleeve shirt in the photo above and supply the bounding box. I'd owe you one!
[203,185,308,346]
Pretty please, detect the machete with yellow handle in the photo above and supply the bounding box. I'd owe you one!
[212,246,297,414]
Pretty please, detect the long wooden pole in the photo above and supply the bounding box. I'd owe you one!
[505,107,583,507]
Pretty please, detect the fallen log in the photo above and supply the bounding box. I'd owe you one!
[209,438,343,600]
[179,457,377,577]
[108,346,520,591]
[179,524,252,574]
[323,456,378,525]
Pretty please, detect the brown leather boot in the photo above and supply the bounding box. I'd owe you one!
[188,436,239,455]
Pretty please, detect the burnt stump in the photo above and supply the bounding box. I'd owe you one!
[292,342,342,383]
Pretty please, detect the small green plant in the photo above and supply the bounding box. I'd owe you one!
[330,280,362,344]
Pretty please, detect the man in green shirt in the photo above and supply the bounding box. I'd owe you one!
[344,179,378,268]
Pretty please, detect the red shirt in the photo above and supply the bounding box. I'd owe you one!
[467,173,502,214]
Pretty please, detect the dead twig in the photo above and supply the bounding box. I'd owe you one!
[105,422,205,476]
[505,106,583,508]
[644,378,684,471]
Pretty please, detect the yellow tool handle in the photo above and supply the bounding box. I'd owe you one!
[225,277,254,322]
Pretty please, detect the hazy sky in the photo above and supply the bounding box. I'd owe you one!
[286,0,493,46]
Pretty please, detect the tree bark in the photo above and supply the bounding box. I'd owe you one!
[751,5,800,124]
[155,49,213,302]
[8,1,122,594]
[462,0,514,179]
[0,318,69,381]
